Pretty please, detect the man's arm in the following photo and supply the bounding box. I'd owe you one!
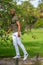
[16,21,21,37]
[7,28,12,34]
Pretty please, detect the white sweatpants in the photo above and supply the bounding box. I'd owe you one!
[12,32,27,56]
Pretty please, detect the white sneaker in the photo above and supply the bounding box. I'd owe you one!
[13,55,20,59]
[23,54,28,61]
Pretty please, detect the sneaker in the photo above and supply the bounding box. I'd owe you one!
[13,55,20,59]
[23,54,28,61]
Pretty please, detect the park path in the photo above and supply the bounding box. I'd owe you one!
[0,57,43,65]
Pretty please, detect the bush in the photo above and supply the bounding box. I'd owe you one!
[34,18,43,28]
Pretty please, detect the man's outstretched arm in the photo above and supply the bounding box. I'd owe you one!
[7,28,12,34]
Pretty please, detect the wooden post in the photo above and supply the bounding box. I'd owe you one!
[15,58,19,65]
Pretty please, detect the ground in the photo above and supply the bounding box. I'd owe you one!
[0,57,43,65]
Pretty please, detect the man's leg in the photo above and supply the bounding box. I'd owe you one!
[17,36,28,60]
[12,34,20,58]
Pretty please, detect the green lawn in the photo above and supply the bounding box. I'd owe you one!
[0,29,43,57]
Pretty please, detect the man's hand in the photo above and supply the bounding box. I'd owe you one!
[18,32,20,37]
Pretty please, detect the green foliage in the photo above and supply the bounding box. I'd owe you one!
[0,29,43,57]
[0,29,6,36]
[0,0,43,34]
[20,21,26,34]
[34,18,43,28]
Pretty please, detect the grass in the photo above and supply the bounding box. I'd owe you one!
[0,28,43,57]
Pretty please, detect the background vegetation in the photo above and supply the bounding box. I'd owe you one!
[0,0,43,57]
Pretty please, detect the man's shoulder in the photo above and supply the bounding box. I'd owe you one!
[13,15,19,21]
[13,15,18,18]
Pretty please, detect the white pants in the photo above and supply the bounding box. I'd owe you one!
[12,32,27,56]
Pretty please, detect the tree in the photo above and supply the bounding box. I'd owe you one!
[0,0,18,31]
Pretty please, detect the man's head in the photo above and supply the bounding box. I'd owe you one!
[10,8,15,16]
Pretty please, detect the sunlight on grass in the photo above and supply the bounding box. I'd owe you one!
[0,29,43,57]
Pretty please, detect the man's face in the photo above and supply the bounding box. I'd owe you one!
[10,9,15,16]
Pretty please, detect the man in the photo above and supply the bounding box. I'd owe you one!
[7,8,28,61]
